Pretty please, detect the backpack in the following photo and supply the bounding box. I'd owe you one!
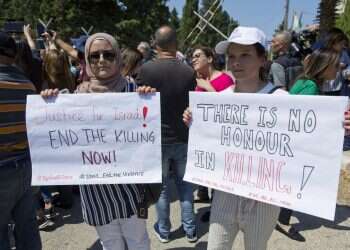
[137,183,162,219]
[285,65,304,90]
[274,54,303,90]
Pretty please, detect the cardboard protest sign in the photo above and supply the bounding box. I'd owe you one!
[184,92,348,220]
[26,93,161,186]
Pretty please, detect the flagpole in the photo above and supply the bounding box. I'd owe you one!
[283,0,290,30]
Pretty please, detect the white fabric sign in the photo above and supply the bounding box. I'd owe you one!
[184,92,348,220]
[26,93,161,186]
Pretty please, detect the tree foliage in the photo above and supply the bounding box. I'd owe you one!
[0,0,237,51]
[336,1,350,38]
[178,0,237,51]
[178,0,199,49]
[0,0,170,48]
[169,8,180,31]
[316,0,342,32]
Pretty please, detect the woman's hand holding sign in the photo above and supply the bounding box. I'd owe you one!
[183,107,192,127]
[344,110,350,135]
[136,86,156,94]
[41,88,60,98]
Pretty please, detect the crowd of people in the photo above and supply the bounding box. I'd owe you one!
[1,19,350,250]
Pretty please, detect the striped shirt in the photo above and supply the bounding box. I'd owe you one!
[0,65,35,164]
[79,83,142,226]
[80,184,142,226]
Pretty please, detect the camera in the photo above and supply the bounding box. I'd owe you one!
[289,29,318,59]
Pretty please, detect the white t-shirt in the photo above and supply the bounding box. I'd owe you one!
[222,82,288,95]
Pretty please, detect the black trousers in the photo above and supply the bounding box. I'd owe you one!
[278,208,293,225]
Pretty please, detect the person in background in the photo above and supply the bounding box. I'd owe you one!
[121,48,143,92]
[269,31,305,242]
[191,45,234,211]
[14,40,43,92]
[41,32,152,250]
[290,49,340,95]
[319,28,349,96]
[70,35,89,85]
[22,24,57,229]
[280,50,340,239]
[176,50,186,63]
[23,29,75,229]
[137,25,197,243]
[21,24,43,92]
[192,46,234,92]
[137,41,153,63]
[0,31,42,250]
[42,48,75,92]
[269,31,303,90]
[49,31,89,83]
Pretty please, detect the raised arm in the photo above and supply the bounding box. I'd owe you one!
[51,31,79,60]
[23,24,36,50]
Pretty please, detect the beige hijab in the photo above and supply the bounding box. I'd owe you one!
[76,33,127,93]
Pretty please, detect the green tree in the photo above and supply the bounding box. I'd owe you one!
[316,0,342,33]
[336,1,350,37]
[0,0,171,47]
[178,0,199,49]
[0,0,119,38]
[116,0,170,47]
[0,0,41,27]
[169,8,180,31]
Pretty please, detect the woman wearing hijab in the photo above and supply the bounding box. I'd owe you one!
[41,33,153,250]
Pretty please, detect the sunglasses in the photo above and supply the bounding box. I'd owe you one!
[89,50,116,64]
[192,53,205,60]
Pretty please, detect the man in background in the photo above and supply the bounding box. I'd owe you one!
[0,32,42,250]
[137,25,197,243]
[269,31,302,90]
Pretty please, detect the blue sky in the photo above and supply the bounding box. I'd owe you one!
[167,0,319,39]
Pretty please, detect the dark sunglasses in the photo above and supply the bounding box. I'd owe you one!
[89,50,116,63]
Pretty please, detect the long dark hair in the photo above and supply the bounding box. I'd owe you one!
[43,49,75,92]
[298,49,339,85]
[253,43,268,82]
[193,45,222,70]
[121,48,143,77]
[324,28,349,50]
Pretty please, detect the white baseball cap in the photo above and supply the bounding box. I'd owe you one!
[215,26,267,54]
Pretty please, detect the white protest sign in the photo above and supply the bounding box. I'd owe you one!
[26,93,161,186]
[184,92,348,220]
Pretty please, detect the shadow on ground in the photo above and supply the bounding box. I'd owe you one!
[291,205,350,232]
[166,241,208,250]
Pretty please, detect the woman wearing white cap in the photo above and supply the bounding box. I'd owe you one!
[183,26,350,250]
[184,26,286,250]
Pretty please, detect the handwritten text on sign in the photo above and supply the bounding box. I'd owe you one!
[183,92,347,220]
[26,93,161,185]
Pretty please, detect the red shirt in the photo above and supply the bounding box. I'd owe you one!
[195,72,234,92]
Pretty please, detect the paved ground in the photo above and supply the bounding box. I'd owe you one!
[40,183,350,250]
